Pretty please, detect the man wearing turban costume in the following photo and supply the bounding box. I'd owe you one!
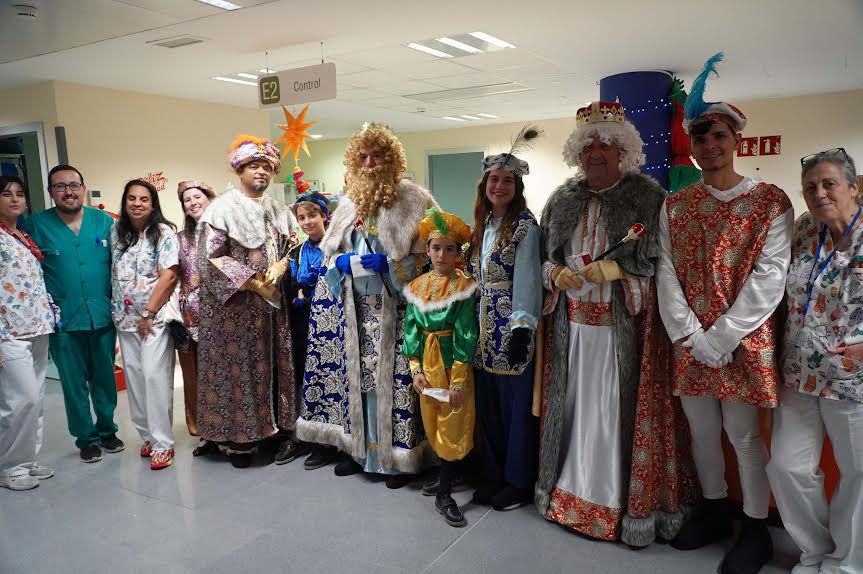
[195,135,298,469]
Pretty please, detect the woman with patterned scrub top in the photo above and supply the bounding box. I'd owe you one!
[768,148,863,574]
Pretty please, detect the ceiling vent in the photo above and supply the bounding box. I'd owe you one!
[13,4,38,22]
[147,35,206,49]
[405,82,531,103]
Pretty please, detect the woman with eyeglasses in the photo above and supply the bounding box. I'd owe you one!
[0,176,58,491]
[767,148,863,574]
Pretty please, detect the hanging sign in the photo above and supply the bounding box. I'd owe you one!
[259,63,337,108]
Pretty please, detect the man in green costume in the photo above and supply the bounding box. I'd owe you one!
[24,165,124,463]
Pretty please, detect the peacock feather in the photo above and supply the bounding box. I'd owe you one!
[684,52,724,123]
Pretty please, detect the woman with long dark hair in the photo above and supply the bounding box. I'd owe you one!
[174,180,216,456]
[0,175,58,491]
[110,179,179,470]
[466,138,542,511]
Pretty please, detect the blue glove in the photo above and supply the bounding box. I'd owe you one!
[360,253,389,274]
[292,296,305,308]
[335,253,355,275]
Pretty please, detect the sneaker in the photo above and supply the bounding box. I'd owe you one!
[139,441,152,458]
[102,435,125,453]
[385,474,414,490]
[303,446,338,470]
[719,516,773,574]
[436,493,467,527]
[29,464,54,480]
[80,445,103,463]
[491,484,531,511]
[334,458,363,477]
[422,474,467,496]
[150,449,174,470]
[274,440,312,465]
[0,474,40,491]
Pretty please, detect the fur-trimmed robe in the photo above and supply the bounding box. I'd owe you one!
[296,180,438,472]
[195,188,298,443]
[536,173,697,547]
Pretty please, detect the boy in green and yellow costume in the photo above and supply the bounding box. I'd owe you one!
[403,209,477,527]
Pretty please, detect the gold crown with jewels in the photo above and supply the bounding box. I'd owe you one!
[576,101,625,127]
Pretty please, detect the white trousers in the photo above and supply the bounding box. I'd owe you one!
[0,335,49,477]
[680,395,771,519]
[766,387,863,574]
[117,327,175,452]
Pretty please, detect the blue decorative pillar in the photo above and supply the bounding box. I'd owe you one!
[600,71,673,190]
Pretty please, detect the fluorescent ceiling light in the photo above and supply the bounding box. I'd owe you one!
[441,116,467,122]
[236,72,258,79]
[196,0,241,10]
[477,113,499,118]
[468,32,515,49]
[406,42,453,58]
[460,115,481,120]
[259,68,275,74]
[436,37,482,54]
[211,76,257,86]
[310,134,323,139]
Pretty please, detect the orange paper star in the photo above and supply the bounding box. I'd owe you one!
[274,104,317,163]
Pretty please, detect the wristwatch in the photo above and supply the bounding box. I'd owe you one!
[141,309,153,319]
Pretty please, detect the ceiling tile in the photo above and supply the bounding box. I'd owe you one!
[425,71,511,89]
[455,49,554,72]
[401,59,478,80]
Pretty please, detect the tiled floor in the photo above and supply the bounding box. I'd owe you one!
[1,378,801,574]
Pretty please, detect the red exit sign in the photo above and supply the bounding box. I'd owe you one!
[737,135,782,157]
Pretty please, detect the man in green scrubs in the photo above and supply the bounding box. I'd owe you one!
[24,165,124,463]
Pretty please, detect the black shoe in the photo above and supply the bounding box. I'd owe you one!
[472,482,503,506]
[192,440,219,457]
[671,497,734,551]
[274,440,312,465]
[720,516,774,574]
[334,458,363,477]
[80,445,103,463]
[491,484,531,511]
[436,493,467,527]
[423,474,467,496]
[385,474,414,489]
[101,435,125,453]
[229,453,252,468]
[303,446,338,470]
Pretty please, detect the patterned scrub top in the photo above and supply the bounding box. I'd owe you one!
[110,223,179,332]
[783,212,863,403]
[1,227,55,340]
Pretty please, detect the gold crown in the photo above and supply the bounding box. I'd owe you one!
[576,101,625,127]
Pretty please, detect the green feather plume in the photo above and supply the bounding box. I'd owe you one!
[426,207,449,238]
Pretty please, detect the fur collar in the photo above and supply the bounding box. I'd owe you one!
[199,188,294,249]
[321,180,438,260]
[541,172,666,277]
[403,270,476,312]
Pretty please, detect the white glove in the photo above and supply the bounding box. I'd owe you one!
[682,328,733,369]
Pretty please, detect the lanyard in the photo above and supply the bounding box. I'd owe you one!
[802,206,862,316]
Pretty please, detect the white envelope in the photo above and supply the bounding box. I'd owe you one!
[349,254,377,278]
[422,388,451,403]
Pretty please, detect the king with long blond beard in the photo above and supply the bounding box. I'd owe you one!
[296,123,438,488]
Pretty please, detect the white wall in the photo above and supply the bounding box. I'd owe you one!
[303,89,863,218]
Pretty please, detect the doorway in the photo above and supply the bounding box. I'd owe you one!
[427,150,484,223]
